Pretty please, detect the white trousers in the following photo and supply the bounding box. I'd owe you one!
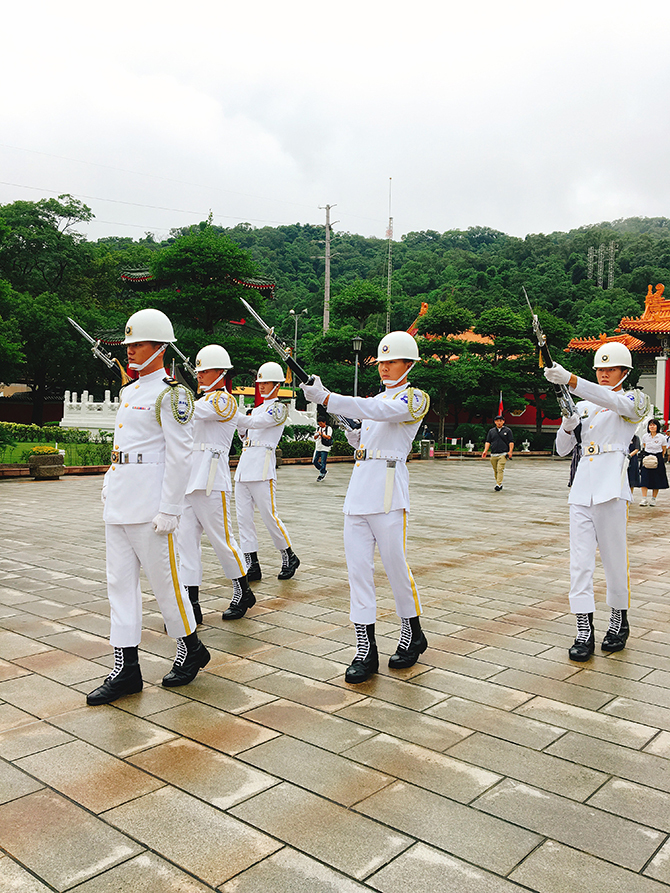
[178,490,247,586]
[344,510,421,625]
[105,523,196,647]
[234,479,292,553]
[569,498,630,614]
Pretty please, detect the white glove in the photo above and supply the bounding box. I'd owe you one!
[561,411,581,433]
[300,375,330,405]
[152,513,179,535]
[544,363,571,385]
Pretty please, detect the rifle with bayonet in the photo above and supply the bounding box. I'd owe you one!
[67,317,132,385]
[239,297,361,430]
[169,343,197,382]
[523,287,582,484]
[523,287,579,420]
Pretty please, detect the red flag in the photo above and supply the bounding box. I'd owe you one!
[498,391,504,416]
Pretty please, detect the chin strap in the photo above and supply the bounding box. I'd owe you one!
[200,371,227,392]
[603,370,629,391]
[128,343,168,371]
[381,362,415,388]
[262,383,281,399]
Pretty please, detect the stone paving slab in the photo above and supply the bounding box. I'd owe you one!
[1,460,670,890]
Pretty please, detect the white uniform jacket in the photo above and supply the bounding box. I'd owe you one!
[103,370,194,524]
[234,398,288,483]
[187,389,239,494]
[327,385,429,515]
[555,379,649,507]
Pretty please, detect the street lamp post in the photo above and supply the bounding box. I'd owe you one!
[289,308,308,362]
[352,335,363,397]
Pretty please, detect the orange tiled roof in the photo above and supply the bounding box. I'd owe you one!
[618,283,670,333]
[567,332,655,354]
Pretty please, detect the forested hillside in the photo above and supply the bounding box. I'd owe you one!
[1,195,669,429]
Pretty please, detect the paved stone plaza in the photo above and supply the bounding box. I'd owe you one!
[1,457,670,892]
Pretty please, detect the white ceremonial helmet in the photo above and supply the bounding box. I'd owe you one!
[256,361,285,382]
[593,342,632,370]
[195,344,232,371]
[376,331,420,362]
[123,308,176,344]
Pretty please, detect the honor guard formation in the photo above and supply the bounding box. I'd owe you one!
[86,305,658,706]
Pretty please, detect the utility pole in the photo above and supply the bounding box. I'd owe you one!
[386,178,393,334]
[318,204,336,333]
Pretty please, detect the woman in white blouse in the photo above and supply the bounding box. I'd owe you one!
[639,419,668,506]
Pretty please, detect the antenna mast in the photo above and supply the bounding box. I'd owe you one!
[318,203,336,333]
[386,178,393,333]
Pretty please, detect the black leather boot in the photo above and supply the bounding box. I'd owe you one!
[345,624,379,683]
[187,586,203,625]
[388,616,428,669]
[162,633,210,687]
[222,576,256,620]
[602,608,629,652]
[278,547,300,580]
[244,552,262,582]
[569,613,595,661]
[87,646,142,705]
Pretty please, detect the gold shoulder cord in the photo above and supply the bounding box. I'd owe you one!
[212,391,238,422]
[155,386,195,426]
[622,389,651,424]
[401,387,430,423]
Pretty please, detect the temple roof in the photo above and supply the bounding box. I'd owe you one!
[567,332,654,354]
[120,268,276,293]
[617,283,670,334]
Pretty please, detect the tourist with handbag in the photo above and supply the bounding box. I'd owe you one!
[639,418,668,506]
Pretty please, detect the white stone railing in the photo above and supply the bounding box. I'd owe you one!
[60,390,120,433]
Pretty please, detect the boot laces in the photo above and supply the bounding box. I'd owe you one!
[244,553,254,571]
[354,623,371,661]
[608,609,623,634]
[398,617,412,650]
[174,637,188,667]
[230,578,243,605]
[575,613,593,643]
[108,647,125,681]
[281,549,290,569]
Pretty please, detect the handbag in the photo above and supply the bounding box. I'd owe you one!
[642,454,658,469]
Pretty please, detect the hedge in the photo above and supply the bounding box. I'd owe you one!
[0,421,100,444]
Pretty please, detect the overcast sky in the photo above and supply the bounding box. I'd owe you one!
[2,1,669,244]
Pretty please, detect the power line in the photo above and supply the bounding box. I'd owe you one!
[0,142,385,226]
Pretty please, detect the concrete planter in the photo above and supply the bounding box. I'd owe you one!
[28,453,64,480]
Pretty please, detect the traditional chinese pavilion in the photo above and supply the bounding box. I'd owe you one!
[567,283,670,421]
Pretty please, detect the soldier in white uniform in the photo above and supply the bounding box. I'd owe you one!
[234,361,300,583]
[301,331,430,683]
[177,344,256,622]
[546,342,650,660]
[87,309,210,706]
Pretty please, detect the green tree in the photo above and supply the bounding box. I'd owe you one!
[331,279,386,327]
[0,195,94,297]
[150,224,261,334]
[414,299,475,442]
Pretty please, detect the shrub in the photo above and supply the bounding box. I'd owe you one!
[277,440,314,458]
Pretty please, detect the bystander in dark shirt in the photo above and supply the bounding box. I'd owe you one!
[486,425,514,454]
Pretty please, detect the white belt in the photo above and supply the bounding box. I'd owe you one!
[581,442,626,457]
[354,448,407,462]
[110,450,164,464]
[243,439,276,449]
[194,442,221,452]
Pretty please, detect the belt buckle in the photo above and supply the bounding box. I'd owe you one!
[354,448,366,461]
[111,450,120,463]
[585,442,599,455]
